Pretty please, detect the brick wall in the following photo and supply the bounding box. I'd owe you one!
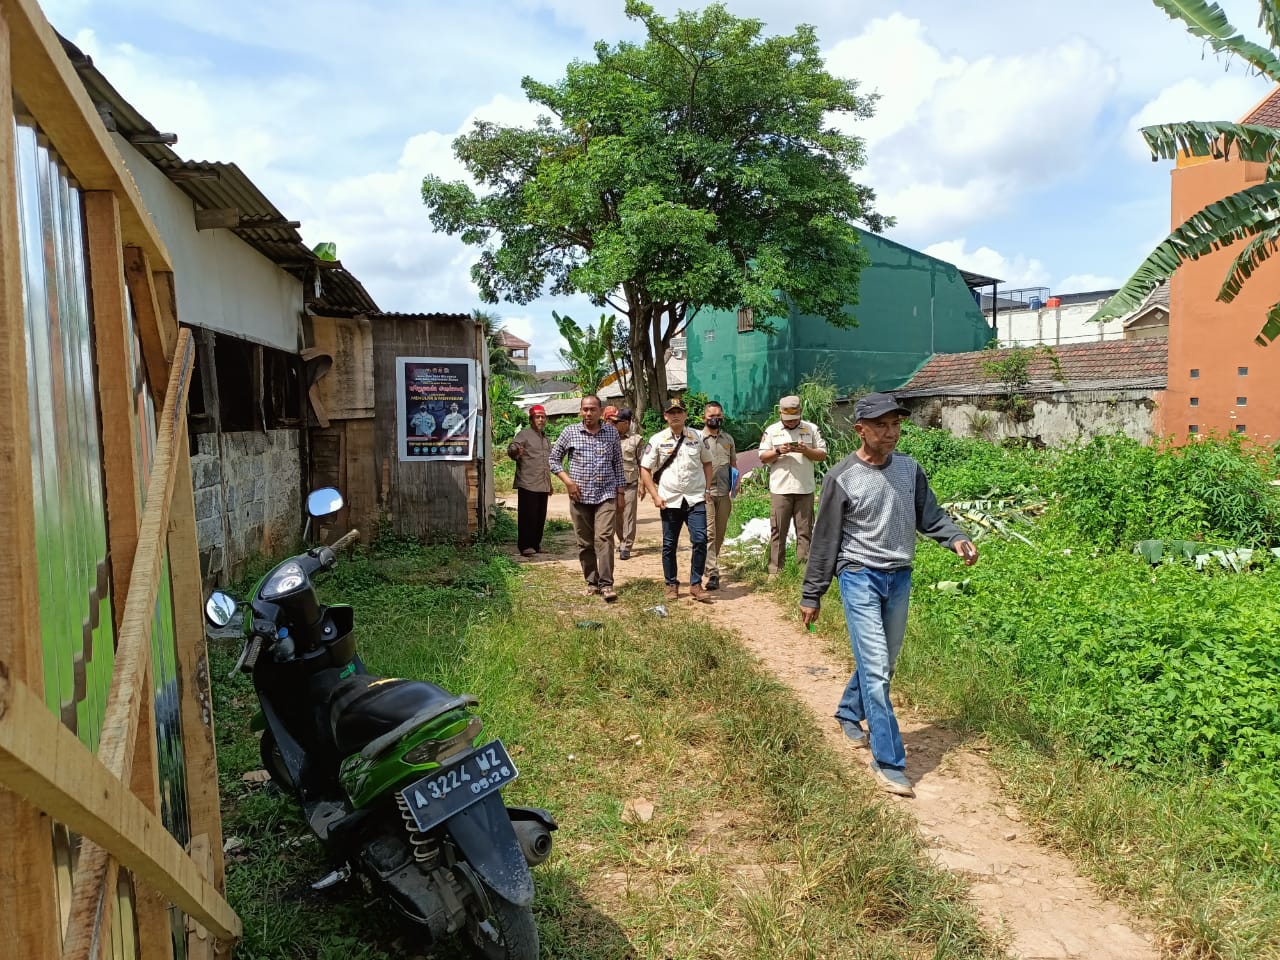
[191,430,302,584]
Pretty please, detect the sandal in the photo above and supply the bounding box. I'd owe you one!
[600,587,617,603]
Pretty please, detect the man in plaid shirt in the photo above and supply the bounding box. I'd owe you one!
[549,395,627,602]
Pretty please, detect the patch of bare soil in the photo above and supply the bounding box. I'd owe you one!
[521,493,1158,959]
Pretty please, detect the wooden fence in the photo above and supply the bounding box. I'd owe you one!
[0,0,239,956]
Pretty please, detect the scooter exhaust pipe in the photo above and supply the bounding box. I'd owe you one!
[512,819,554,867]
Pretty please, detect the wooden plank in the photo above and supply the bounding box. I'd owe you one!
[185,835,216,960]
[169,427,226,890]
[345,418,378,544]
[84,192,142,634]
[0,12,61,959]
[152,271,179,361]
[3,0,170,267]
[310,315,375,419]
[96,328,192,781]
[0,673,241,940]
[122,247,171,392]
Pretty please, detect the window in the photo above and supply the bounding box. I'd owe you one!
[1190,368,1200,378]
[1239,366,1249,376]
[1189,397,1199,407]
[737,306,755,333]
[704,329,715,343]
[1188,425,1199,434]
[1237,397,1247,406]
[1236,425,1247,433]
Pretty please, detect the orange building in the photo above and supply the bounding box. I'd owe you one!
[1161,88,1280,443]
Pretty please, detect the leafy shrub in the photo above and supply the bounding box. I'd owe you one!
[1050,433,1280,548]
[895,423,1051,501]
[913,541,1280,821]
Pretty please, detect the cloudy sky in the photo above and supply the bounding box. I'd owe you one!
[43,0,1273,369]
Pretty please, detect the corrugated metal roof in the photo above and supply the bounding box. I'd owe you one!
[59,34,379,316]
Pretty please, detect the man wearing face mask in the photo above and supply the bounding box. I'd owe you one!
[699,401,736,591]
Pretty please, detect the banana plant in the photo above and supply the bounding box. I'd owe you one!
[1093,0,1280,345]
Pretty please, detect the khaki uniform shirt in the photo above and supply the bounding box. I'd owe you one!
[700,429,737,497]
[620,433,644,485]
[641,426,712,506]
[508,427,551,493]
[758,419,826,495]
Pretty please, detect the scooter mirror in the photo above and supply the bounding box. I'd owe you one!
[205,591,237,627]
[306,487,344,517]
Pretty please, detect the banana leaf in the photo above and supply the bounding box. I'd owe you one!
[1153,0,1280,80]
[1092,181,1280,324]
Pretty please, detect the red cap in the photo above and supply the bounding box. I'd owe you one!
[529,404,546,416]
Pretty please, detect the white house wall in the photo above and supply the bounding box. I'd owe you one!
[994,301,1124,348]
[111,134,302,352]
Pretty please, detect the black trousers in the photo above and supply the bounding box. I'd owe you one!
[516,487,549,552]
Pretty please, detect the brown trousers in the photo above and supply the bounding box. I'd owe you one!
[704,493,732,578]
[615,483,639,550]
[570,498,618,588]
[769,492,814,574]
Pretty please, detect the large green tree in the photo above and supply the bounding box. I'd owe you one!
[1095,0,1280,345]
[422,1,886,420]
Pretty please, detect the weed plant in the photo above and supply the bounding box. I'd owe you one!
[1049,433,1280,548]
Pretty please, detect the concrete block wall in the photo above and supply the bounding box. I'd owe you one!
[904,391,1158,447]
[191,429,302,584]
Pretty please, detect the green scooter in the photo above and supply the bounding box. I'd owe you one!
[206,487,555,959]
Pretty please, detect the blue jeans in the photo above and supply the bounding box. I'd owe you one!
[660,500,707,585]
[834,566,913,770]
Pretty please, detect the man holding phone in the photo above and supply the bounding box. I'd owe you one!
[758,394,827,575]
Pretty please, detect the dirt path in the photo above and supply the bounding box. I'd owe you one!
[526,493,1157,960]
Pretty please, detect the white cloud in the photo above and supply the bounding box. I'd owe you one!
[1123,76,1269,161]
[924,239,1051,289]
[828,17,1119,242]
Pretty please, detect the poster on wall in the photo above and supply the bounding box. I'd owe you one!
[395,357,479,461]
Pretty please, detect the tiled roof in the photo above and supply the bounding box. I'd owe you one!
[496,329,531,350]
[898,337,1167,397]
[1242,87,1280,127]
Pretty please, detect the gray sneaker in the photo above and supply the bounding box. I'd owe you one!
[839,719,868,747]
[868,759,914,797]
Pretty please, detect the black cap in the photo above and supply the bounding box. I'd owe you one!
[615,407,633,421]
[665,398,686,413]
[855,392,910,421]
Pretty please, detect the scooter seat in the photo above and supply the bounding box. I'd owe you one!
[328,675,460,756]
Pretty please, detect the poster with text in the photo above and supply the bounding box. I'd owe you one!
[396,357,478,461]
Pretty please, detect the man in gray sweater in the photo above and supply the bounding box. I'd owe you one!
[799,393,977,797]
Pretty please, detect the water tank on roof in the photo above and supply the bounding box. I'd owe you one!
[1028,296,1043,310]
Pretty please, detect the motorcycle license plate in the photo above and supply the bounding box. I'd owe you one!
[399,739,519,833]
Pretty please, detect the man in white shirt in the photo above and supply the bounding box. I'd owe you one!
[758,394,827,575]
[641,399,714,602]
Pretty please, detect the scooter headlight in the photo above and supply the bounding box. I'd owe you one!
[260,561,307,599]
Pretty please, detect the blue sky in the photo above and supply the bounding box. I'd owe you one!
[43,0,1274,370]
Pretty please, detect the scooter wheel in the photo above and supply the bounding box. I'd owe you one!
[259,732,294,790]
[463,884,538,960]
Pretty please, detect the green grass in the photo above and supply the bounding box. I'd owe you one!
[211,536,1001,960]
